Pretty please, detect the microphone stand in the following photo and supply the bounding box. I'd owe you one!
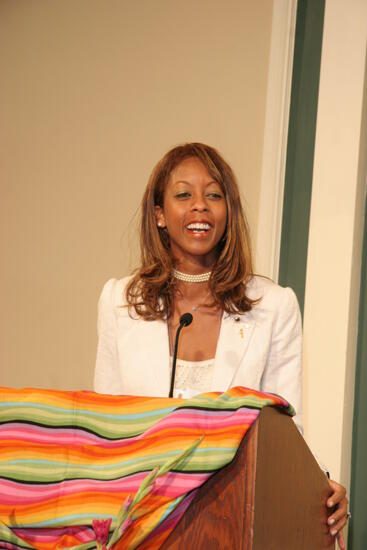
[169,313,193,398]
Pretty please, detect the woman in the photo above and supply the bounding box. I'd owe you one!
[95,142,348,548]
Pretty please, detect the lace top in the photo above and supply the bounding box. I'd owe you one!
[171,357,215,399]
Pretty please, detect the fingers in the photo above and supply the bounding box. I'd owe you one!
[328,500,348,533]
[327,479,346,507]
[328,496,348,524]
[336,531,346,550]
[326,479,349,542]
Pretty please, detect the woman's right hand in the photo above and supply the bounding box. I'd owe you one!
[326,479,349,550]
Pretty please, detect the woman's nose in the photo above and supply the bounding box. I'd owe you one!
[191,194,208,211]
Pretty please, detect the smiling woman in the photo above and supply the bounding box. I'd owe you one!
[94,143,348,545]
[96,142,297,399]
[155,157,228,263]
[125,144,255,323]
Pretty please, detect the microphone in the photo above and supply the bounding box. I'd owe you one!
[169,313,193,398]
[179,313,193,327]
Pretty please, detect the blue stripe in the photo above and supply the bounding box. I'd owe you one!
[6,451,178,469]
[5,447,235,469]
[161,495,184,521]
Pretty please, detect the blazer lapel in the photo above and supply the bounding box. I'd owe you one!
[211,311,256,391]
[118,315,171,396]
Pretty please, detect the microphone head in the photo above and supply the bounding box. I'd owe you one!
[180,312,193,327]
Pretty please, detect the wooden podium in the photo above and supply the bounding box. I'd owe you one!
[161,407,335,550]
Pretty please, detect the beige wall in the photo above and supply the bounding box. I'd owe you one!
[0,0,274,390]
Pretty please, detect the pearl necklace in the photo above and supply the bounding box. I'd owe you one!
[172,269,212,283]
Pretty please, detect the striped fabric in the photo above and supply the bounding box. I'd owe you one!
[0,386,293,549]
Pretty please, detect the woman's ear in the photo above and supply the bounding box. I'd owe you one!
[154,205,166,228]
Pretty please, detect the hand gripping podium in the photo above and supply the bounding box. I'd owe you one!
[161,407,335,550]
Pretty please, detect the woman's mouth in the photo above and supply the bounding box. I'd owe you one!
[185,222,212,235]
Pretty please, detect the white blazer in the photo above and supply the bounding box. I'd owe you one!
[94,275,303,431]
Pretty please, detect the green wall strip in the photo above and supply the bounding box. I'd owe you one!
[280,2,366,547]
[278,0,325,316]
[349,195,367,549]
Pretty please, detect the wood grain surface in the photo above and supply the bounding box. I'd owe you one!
[160,407,335,550]
[162,417,258,549]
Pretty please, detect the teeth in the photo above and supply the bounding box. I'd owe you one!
[186,223,211,230]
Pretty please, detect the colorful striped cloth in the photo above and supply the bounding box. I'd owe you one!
[0,386,294,549]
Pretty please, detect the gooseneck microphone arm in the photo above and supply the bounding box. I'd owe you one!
[169,313,193,398]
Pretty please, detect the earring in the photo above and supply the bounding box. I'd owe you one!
[157,222,163,228]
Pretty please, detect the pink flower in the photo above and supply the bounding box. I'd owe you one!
[92,518,112,545]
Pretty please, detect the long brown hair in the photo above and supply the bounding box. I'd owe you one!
[126,143,256,319]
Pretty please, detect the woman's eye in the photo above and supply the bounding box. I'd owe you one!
[175,192,191,199]
[207,192,223,199]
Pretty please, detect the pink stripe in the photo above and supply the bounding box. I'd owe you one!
[1,425,100,444]
[13,526,94,543]
[0,472,209,504]
[0,409,259,449]
[154,471,211,497]
[0,424,105,446]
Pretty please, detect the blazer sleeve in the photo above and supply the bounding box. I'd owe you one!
[260,286,303,433]
[94,278,122,394]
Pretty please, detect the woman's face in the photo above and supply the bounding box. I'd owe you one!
[155,157,227,269]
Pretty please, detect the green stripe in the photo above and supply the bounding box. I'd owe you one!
[0,448,236,482]
[0,523,35,549]
[0,398,289,437]
[278,0,325,316]
[0,408,161,438]
[349,194,367,548]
